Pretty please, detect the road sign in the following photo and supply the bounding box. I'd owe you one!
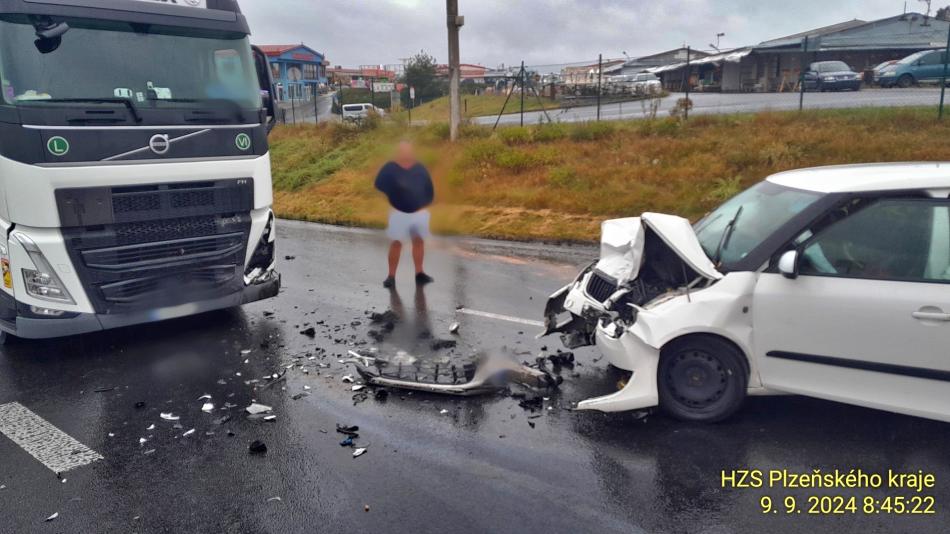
[373,82,395,92]
[410,87,416,100]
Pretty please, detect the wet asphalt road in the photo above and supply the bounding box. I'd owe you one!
[473,88,944,125]
[0,220,948,534]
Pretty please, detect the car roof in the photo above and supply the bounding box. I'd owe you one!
[767,162,950,194]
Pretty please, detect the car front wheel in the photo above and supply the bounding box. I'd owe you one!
[897,74,914,88]
[658,336,748,422]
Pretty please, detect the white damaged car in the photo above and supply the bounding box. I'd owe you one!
[543,163,950,423]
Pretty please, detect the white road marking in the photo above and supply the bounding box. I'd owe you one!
[455,308,544,328]
[0,402,102,474]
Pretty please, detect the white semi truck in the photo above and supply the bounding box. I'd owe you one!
[0,0,280,342]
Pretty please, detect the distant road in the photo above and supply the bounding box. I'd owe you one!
[277,91,336,124]
[472,88,944,125]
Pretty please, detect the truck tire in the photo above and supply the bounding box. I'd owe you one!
[658,336,748,423]
[897,74,914,88]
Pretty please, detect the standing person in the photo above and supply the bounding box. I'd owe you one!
[375,141,435,288]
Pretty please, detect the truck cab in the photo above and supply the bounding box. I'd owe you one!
[0,0,280,341]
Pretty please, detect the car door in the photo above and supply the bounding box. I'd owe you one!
[917,51,944,82]
[753,197,950,422]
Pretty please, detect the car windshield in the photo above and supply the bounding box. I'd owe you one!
[0,15,260,110]
[694,181,822,267]
[898,51,930,64]
[817,61,850,72]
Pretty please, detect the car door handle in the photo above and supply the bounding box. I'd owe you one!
[912,310,950,322]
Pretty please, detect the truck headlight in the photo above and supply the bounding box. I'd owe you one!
[244,212,276,284]
[12,232,75,304]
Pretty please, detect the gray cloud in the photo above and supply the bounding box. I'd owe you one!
[241,0,911,68]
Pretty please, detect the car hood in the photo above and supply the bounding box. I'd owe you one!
[820,70,856,76]
[596,213,722,284]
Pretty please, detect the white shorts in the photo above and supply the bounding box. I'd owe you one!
[386,209,431,241]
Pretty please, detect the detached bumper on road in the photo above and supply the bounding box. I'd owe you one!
[575,323,661,413]
[1,275,280,340]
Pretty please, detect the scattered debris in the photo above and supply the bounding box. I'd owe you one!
[364,504,370,512]
[291,392,309,400]
[353,447,367,458]
[248,440,267,454]
[263,415,277,422]
[430,339,457,351]
[201,403,214,413]
[267,496,282,502]
[518,396,544,412]
[245,403,273,415]
[143,449,156,455]
[449,322,460,334]
[300,327,316,338]
[339,437,355,447]
[548,351,575,369]
[138,438,147,446]
[134,401,146,409]
[351,385,365,392]
[341,375,355,384]
[146,424,155,431]
[182,429,195,437]
[94,387,116,393]
[439,409,449,415]
[197,394,212,401]
[45,512,58,522]
[374,389,389,401]
[336,424,359,436]
[160,412,180,422]
[214,415,232,425]
[284,255,296,261]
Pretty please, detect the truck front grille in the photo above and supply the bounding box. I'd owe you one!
[56,180,254,313]
[586,270,618,303]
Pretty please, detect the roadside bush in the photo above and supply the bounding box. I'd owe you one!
[569,121,616,142]
[460,123,491,139]
[420,122,451,142]
[706,175,744,201]
[494,149,537,173]
[462,139,506,165]
[547,166,584,189]
[497,126,533,145]
[534,122,568,142]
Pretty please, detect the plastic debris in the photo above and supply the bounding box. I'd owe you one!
[267,496,282,502]
[134,401,146,409]
[94,387,116,393]
[300,327,316,338]
[351,385,365,392]
[160,412,180,422]
[197,394,212,401]
[430,339,457,351]
[439,409,449,415]
[146,424,155,431]
[352,447,367,458]
[240,349,252,355]
[336,424,359,436]
[138,438,147,446]
[303,385,312,391]
[201,403,214,413]
[263,415,277,422]
[341,375,355,383]
[245,403,273,415]
[45,512,58,522]
[291,392,309,400]
[449,322,460,334]
[182,429,195,437]
[364,504,370,512]
[249,440,267,454]
[339,437,354,447]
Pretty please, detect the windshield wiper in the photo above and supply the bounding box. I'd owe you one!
[151,98,246,123]
[713,206,743,266]
[28,98,142,123]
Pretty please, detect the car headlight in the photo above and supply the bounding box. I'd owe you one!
[881,71,897,77]
[822,76,835,81]
[11,232,74,304]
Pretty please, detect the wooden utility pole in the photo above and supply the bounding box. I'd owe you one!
[446,0,463,141]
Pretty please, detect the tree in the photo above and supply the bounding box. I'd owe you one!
[402,50,445,105]
[938,5,950,20]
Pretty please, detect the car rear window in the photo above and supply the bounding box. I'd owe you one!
[343,105,364,112]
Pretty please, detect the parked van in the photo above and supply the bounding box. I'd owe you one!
[543,163,950,423]
[342,103,384,122]
[877,49,950,88]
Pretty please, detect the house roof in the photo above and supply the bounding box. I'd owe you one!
[757,19,868,49]
[256,44,325,59]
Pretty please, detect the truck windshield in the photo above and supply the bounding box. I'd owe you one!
[0,15,259,111]
[694,181,821,267]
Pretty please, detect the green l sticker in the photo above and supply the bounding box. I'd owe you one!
[47,136,69,157]
[235,133,251,151]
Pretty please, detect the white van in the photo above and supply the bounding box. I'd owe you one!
[342,103,384,122]
[543,163,950,423]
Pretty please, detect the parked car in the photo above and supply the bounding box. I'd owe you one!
[543,163,950,423]
[342,103,385,122]
[803,61,862,91]
[877,49,950,88]
[632,72,662,95]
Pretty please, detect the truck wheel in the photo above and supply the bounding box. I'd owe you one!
[658,336,748,423]
[897,74,914,88]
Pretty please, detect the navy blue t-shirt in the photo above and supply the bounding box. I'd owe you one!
[374,162,434,214]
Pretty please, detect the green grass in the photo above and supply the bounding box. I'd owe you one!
[272,106,950,242]
[404,94,559,122]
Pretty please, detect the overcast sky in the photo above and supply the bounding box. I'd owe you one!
[242,0,920,68]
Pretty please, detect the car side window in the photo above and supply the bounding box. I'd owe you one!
[799,199,950,283]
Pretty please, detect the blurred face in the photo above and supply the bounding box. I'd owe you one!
[395,142,416,166]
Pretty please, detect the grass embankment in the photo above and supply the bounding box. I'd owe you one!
[271,107,950,242]
[404,94,559,122]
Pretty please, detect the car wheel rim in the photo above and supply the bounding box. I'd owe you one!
[666,350,728,408]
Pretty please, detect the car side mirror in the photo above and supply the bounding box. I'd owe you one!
[778,250,799,279]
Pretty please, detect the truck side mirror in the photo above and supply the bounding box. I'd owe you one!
[251,45,277,134]
[778,250,799,279]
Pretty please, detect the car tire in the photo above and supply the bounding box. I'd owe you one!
[658,336,748,423]
[897,74,914,88]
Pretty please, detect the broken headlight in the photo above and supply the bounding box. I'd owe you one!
[244,212,276,284]
[12,232,74,304]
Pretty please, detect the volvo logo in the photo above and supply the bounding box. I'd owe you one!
[149,134,171,155]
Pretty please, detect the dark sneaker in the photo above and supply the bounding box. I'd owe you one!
[415,272,434,286]
[383,276,396,289]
